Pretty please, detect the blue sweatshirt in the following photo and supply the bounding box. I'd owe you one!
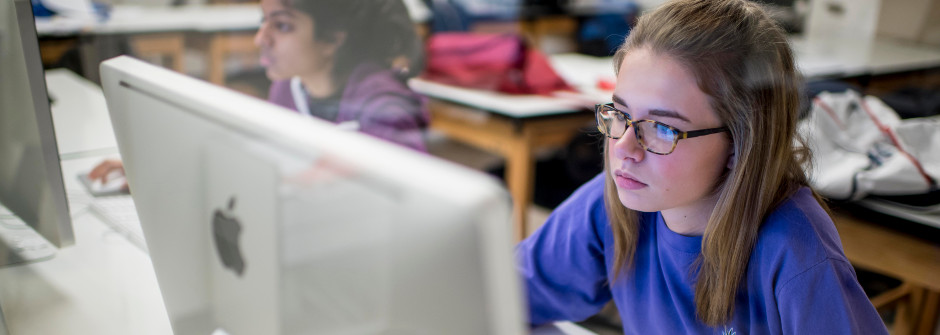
[516,174,887,334]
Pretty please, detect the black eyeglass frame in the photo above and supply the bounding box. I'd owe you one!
[595,103,729,155]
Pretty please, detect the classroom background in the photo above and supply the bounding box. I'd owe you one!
[5,0,940,334]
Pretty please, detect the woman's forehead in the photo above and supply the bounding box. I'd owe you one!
[261,0,299,16]
[614,48,722,126]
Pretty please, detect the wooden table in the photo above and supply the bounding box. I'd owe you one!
[427,98,595,240]
[35,4,262,83]
[833,209,940,335]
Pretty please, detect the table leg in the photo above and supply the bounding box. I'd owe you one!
[208,35,226,85]
[915,290,939,335]
[207,32,258,86]
[894,285,928,335]
[895,292,914,335]
[505,136,534,241]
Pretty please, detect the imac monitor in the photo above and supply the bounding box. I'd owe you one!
[99,56,525,335]
[0,0,74,265]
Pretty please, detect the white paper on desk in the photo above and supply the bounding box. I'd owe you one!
[549,53,615,89]
[549,54,616,102]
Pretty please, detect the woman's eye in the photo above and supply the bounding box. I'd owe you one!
[654,123,677,140]
[274,22,292,32]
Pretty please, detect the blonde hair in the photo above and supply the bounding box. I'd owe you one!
[605,0,819,326]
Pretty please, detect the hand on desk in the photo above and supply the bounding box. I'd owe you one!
[85,159,128,196]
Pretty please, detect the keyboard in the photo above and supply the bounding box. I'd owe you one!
[0,203,56,264]
[88,195,148,252]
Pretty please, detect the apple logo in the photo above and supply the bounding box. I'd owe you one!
[212,196,245,276]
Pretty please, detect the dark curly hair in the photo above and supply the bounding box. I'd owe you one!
[282,0,423,81]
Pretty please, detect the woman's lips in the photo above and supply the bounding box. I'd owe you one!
[259,53,272,67]
[614,170,647,190]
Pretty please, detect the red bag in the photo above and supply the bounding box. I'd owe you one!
[421,33,574,95]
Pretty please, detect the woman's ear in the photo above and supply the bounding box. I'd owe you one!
[323,31,347,56]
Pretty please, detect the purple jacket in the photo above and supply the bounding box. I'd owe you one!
[268,63,428,152]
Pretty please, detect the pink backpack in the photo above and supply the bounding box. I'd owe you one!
[422,33,574,95]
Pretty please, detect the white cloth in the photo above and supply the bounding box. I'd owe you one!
[800,90,940,200]
[41,0,96,19]
[289,76,312,118]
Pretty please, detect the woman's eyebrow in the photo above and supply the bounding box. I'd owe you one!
[612,95,628,107]
[612,94,691,122]
[265,10,293,20]
[649,109,690,123]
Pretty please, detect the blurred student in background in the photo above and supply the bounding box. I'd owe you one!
[89,0,427,189]
[516,0,887,333]
[258,0,428,152]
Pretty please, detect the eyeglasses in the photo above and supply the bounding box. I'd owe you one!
[595,103,729,155]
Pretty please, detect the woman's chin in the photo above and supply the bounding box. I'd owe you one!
[617,192,660,213]
[264,68,289,82]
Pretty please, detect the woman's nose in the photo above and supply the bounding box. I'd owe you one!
[611,127,645,163]
[253,24,268,48]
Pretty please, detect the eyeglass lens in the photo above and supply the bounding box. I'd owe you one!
[598,105,678,154]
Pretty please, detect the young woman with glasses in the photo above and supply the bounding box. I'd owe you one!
[516,0,887,333]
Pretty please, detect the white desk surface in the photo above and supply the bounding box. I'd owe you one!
[791,36,940,79]
[34,1,433,37]
[46,68,119,159]
[0,155,171,335]
[1,69,596,334]
[409,77,596,118]
[412,37,940,119]
[34,4,262,36]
